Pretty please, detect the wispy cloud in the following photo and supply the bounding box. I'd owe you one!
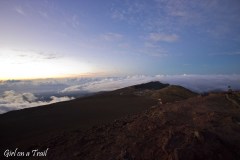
[149,33,178,42]
[111,10,125,20]
[110,0,240,39]
[5,49,61,61]
[39,10,48,18]
[101,32,123,41]
[209,51,240,56]
[14,6,26,16]
[71,14,80,29]
[110,0,146,23]
[141,42,169,57]
[36,51,60,60]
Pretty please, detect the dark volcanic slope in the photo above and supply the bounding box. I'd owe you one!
[112,82,197,104]
[0,94,157,149]
[35,93,240,160]
[133,81,169,90]
[0,81,198,159]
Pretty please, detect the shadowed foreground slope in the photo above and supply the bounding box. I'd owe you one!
[0,81,199,159]
[35,93,240,160]
[0,82,176,149]
[0,94,157,149]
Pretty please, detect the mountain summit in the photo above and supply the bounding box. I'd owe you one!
[132,81,169,90]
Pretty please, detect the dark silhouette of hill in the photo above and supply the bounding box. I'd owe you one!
[111,82,197,104]
[132,81,169,90]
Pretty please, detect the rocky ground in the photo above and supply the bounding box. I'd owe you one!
[33,92,240,160]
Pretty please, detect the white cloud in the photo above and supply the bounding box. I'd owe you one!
[61,85,83,93]
[0,91,74,114]
[60,74,240,93]
[2,75,240,95]
[156,74,240,92]
[0,90,37,104]
[142,42,169,57]
[1,75,240,114]
[49,96,74,103]
[149,33,178,42]
[61,76,153,93]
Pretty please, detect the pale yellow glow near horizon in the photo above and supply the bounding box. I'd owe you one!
[0,49,94,80]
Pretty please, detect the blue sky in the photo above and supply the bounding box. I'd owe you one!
[0,0,240,79]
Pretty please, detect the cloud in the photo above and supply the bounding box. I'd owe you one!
[110,1,145,22]
[39,10,48,18]
[111,10,125,20]
[149,33,178,42]
[14,6,25,16]
[142,42,169,57]
[60,74,240,94]
[2,75,240,95]
[101,33,123,41]
[1,74,240,113]
[156,74,240,93]
[0,90,37,104]
[61,85,84,93]
[1,48,61,60]
[139,49,168,57]
[110,0,240,39]
[60,76,152,93]
[0,91,74,114]
[210,51,240,56]
[70,14,80,29]
[0,79,69,94]
[37,51,60,60]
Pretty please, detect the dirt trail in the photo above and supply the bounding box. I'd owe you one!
[226,93,240,108]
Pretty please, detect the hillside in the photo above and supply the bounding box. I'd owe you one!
[0,81,198,159]
[33,92,240,160]
[111,82,197,104]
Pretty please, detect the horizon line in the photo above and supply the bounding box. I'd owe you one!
[1,73,240,81]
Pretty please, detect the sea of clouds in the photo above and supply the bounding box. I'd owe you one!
[1,74,240,114]
[0,90,74,114]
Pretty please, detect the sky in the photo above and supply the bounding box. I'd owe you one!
[1,0,240,80]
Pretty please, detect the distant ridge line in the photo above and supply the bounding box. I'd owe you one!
[133,81,169,90]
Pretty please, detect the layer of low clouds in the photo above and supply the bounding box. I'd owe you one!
[1,75,240,94]
[0,90,74,114]
[1,74,240,114]
[60,75,240,93]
